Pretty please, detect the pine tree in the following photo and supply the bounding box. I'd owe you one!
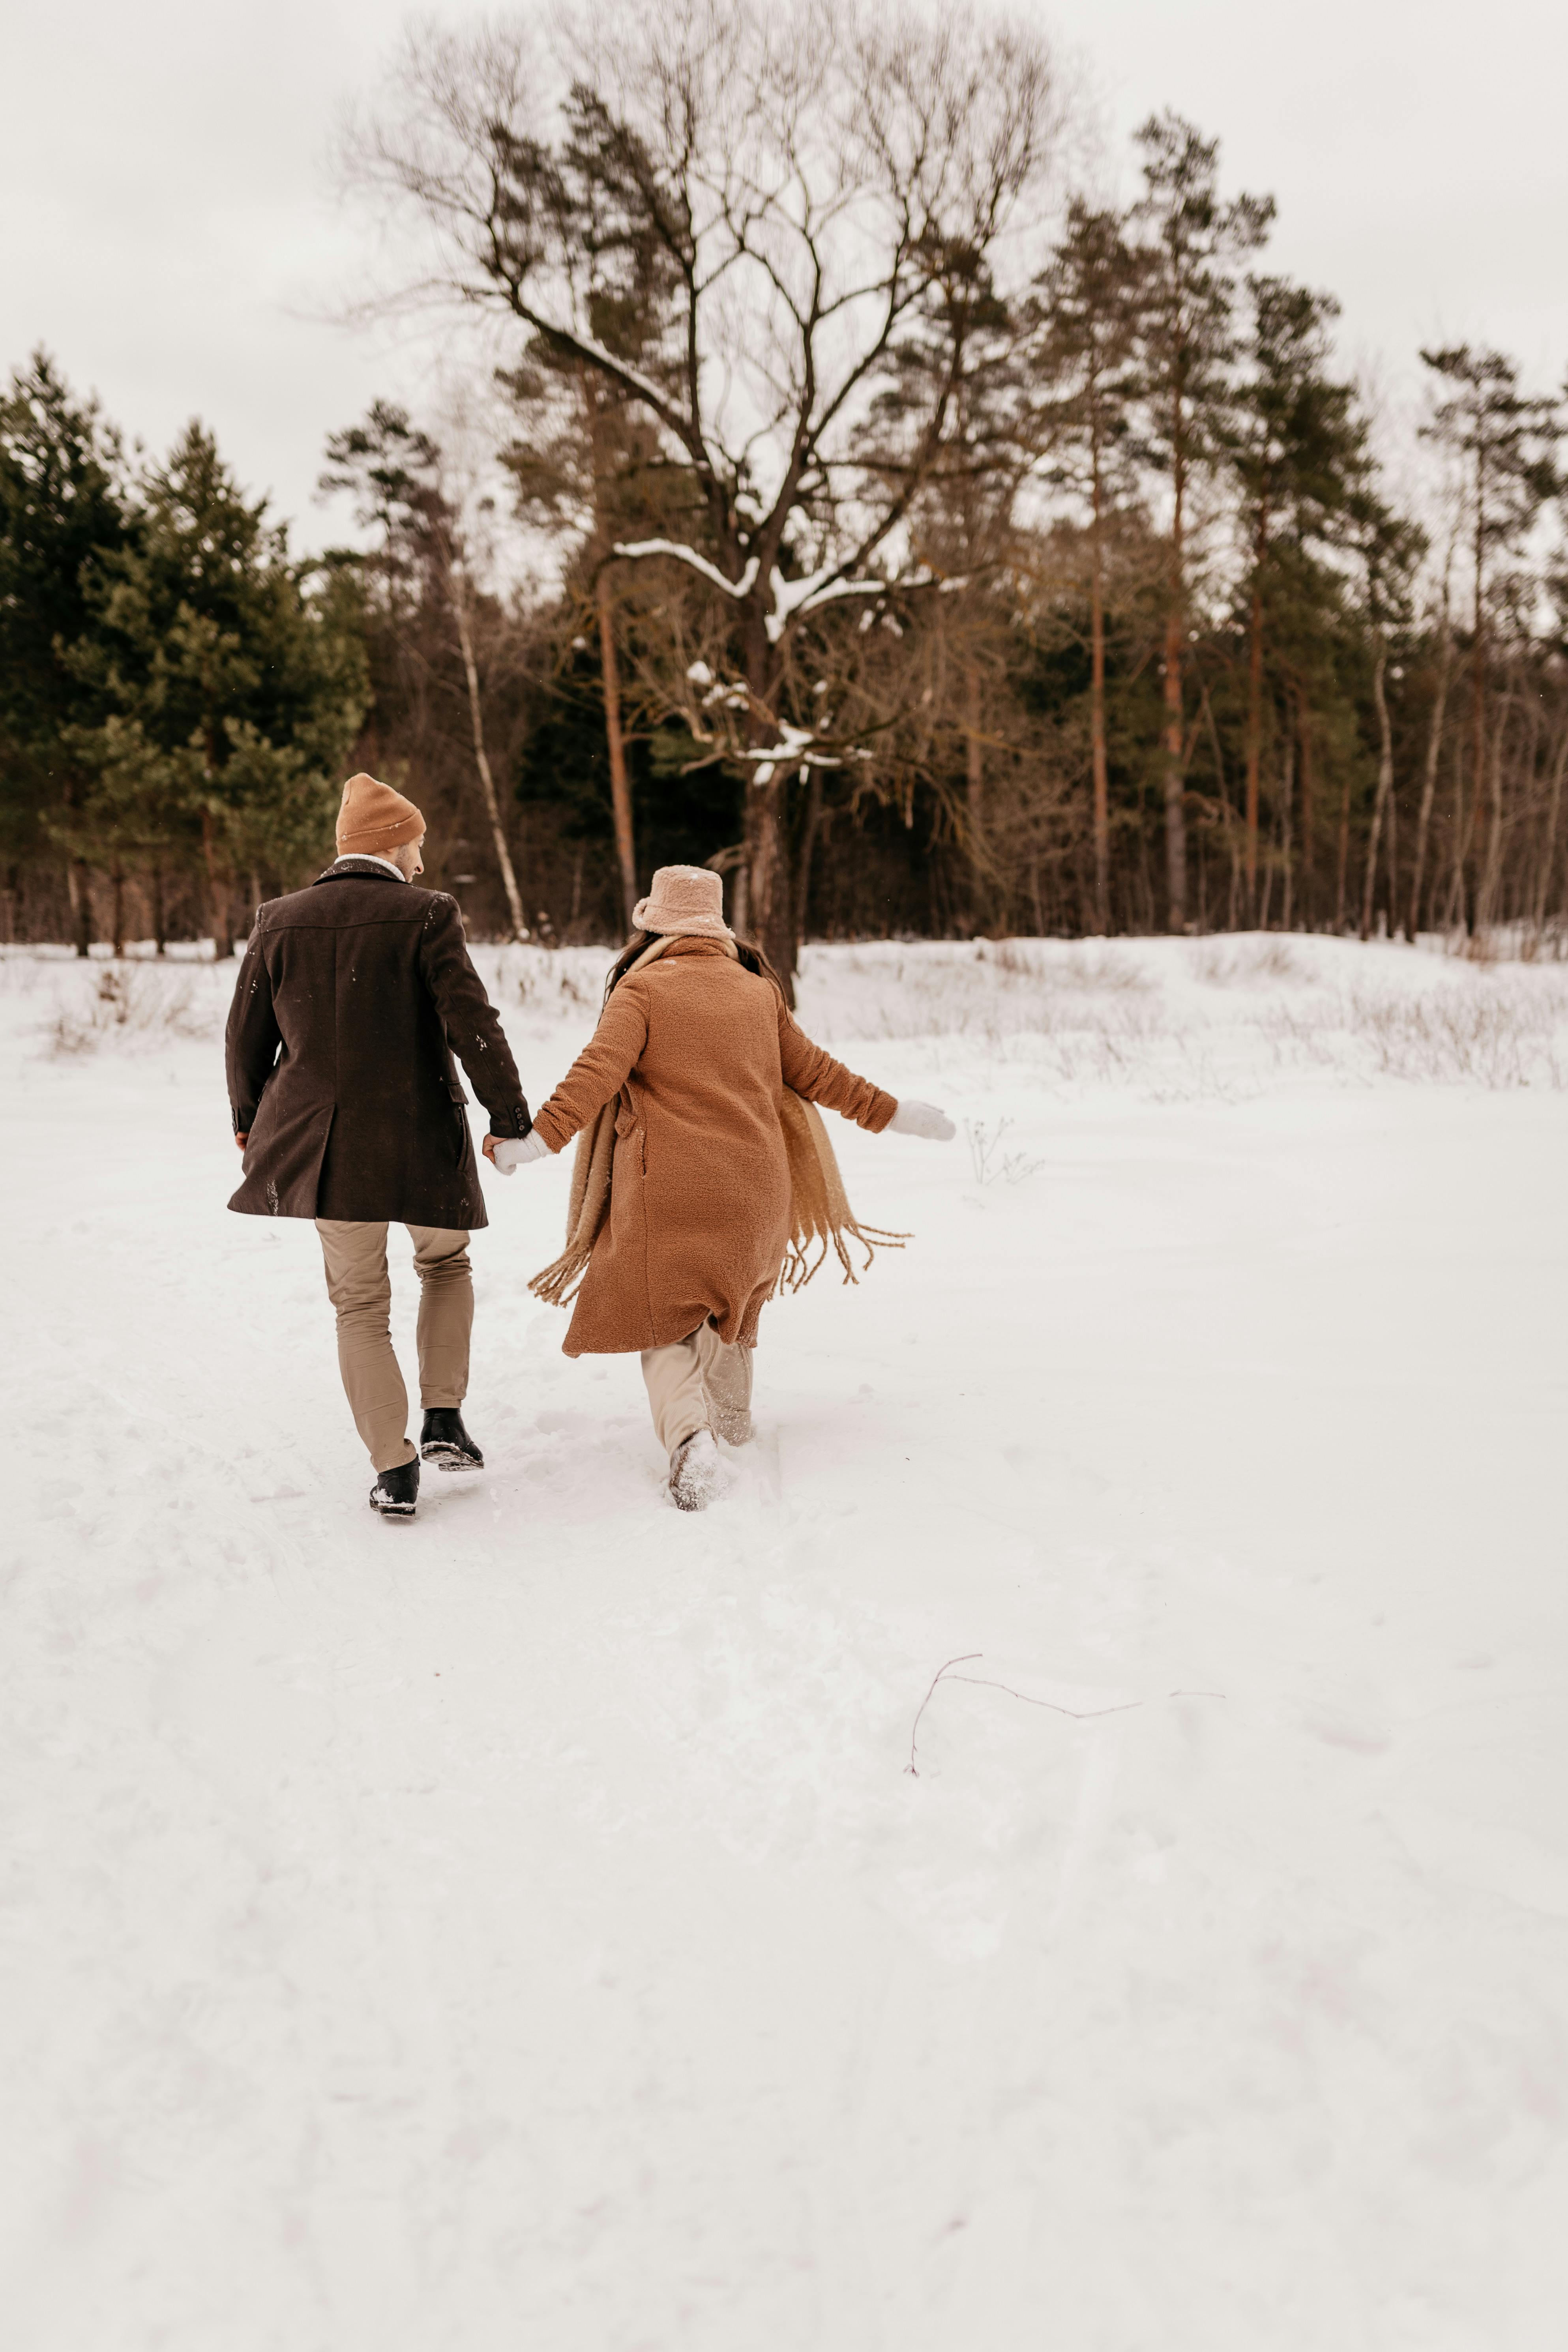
[0,352,134,950]
[1131,114,1272,931]
[496,91,691,931]
[1419,346,1562,933]
[1227,277,1366,919]
[67,423,365,951]
[1032,203,1148,931]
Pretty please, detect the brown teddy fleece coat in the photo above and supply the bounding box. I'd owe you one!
[529,938,895,1354]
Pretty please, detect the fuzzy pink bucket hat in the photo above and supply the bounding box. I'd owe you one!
[632,864,734,940]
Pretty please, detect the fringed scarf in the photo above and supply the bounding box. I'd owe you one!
[528,936,907,1312]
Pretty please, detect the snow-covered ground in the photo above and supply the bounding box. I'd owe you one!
[4,933,1566,2350]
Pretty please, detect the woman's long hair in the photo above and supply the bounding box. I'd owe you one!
[603,929,786,1005]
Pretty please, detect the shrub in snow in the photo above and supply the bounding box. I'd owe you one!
[42,964,222,1055]
[1188,937,1310,987]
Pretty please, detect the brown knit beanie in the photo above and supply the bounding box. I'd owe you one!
[335,772,425,856]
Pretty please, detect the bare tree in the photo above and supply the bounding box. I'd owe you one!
[351,0,1058,981]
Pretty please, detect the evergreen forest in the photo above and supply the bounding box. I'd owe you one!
[4,4,1567,985]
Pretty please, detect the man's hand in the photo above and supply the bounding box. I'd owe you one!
[234,1133,248,1150]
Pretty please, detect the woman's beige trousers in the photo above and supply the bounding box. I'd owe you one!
[316,1220,471,1471]
[641,1320,754,1457]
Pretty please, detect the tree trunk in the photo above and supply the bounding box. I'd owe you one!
[1383,734,1399,936]
[596,571,639,933]
[448,562,527,942]
[1469,485,1486,933]
[795,768,824,956]
[1244,536,1265,921]
[200,808,227,959]
[1090,465,1110,934]
[1443,739,1468,933]
[152,863,167,957]
[1298,708,1315,929]
[1334,763,1353,931]
[1161,425,1189,933]
[67,858,92,957]
[1199,682,1234,932]
[1361,638,1394,940]
[965,659,987,931]
[111,862,126,959]
[1279,710,1297,931]
[1408,624,1452,938]
[742,620,796,996]
[1531,723,1568,943]
[1474,684,1512,940]
[1162,601,1186,931]
[758,781,795,987]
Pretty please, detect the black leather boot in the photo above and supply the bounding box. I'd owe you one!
[369,1457,420,1517]
[420,1407,484,1472]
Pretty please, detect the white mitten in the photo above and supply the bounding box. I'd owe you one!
[491,1131,551,1174]
[888,1099,955,1141]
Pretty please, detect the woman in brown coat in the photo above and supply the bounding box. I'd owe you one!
[494,866,954,1507]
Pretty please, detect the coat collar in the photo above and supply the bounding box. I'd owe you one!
[315,856,407,886]
[658,934,735,961]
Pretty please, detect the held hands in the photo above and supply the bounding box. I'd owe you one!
[485,1131,551,1175]
[888,1099,956,1142]
[239,1127,545,1168]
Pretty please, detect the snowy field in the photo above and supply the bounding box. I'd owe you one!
[3,931,1566,2350]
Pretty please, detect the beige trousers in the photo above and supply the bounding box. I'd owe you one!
[641,1319,755,1458]
[316,1220,472,1472]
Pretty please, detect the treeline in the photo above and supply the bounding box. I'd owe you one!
[4,0,1566,976]
[0,358,366,953]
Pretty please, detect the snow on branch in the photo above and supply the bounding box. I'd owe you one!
[673,655,882,786]
[734,721,838,786]
[614,541,954,650]
[614,541,760,600]
[777,565,961,640]
[566,337,689,431]
[766,567,885,643]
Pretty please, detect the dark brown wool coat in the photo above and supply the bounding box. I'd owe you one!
[530,936,894,1354]
[225,861,530,1229]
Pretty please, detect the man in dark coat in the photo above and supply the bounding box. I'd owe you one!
[226,772,532,1517]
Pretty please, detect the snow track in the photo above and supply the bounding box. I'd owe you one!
[3,936,1567,2348]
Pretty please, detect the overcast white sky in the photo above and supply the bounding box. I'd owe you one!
[4,0,1564,548]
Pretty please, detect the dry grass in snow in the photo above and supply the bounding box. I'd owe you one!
[6,932,1566,1096]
